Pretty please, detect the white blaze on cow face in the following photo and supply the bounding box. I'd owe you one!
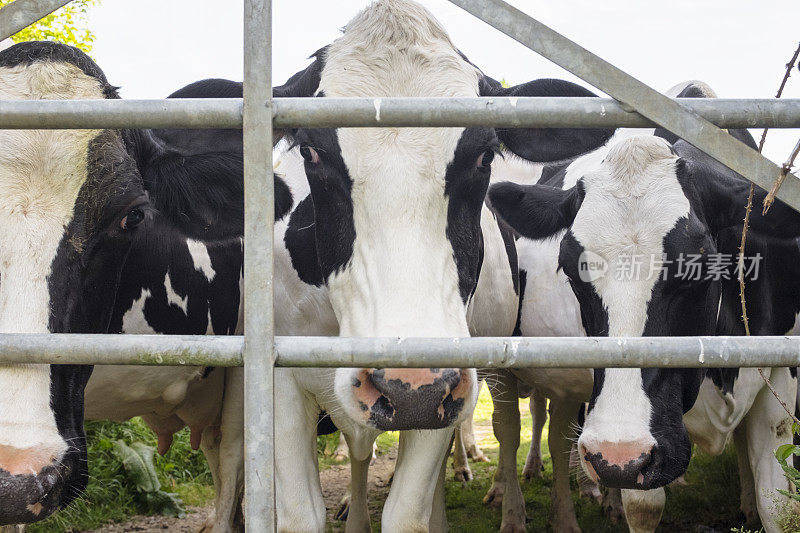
[319,0,480,427]
[0,61,104,468]
[573,136,689,466]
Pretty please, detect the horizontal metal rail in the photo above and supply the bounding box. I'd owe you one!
[0,0,72,41]
[2,334,800,368]
[0,97,798,129]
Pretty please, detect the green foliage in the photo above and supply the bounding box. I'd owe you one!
[29,418,213,533]
[1,0,98,53]
[774,442,800,503]
[112,440,185,518]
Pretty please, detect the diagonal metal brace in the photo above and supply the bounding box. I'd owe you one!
[0,0,73,42]
[449,0,800,214]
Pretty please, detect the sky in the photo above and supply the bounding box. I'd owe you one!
[87,0,800,163]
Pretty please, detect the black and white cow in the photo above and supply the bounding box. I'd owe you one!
[489,81,800,532]
[0,45,291,527]
[0,42,150,525]
[268,0,614,529]
[84,77,295,533]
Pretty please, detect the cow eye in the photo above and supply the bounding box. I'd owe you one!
[477,149,495,168]
[300,144,320,164]
[120,207,145,230]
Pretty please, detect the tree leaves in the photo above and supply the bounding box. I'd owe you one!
[0,0,99,53]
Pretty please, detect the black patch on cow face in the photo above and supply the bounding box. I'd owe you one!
[559,231,609,338]
[108,214,243,336]
[496,217,519,295]
[445,129,497,302]
[292,128,355,282]
[284,195,324,286]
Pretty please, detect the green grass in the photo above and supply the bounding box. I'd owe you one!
[27,384,771,532]
[29,418,214,533]
[321,384,759,532]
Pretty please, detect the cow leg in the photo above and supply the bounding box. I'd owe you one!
[208,367,245,533]
[381,428,453,532]
[461,408,488,463]
[743,368,799,533]
[621,489,665,533]
[345,435,372,533]
[522,388,546,481]
[452,422,473,482]
[602,487,625,524]
[334,432,350,462]
[275,369,325,532]
[483,370,526,533]
[733,423,758,524]
[429,439,450,533]
[548,399,580,533]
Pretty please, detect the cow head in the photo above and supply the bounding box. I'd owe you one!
[0,42,150,524]
[489,83,800,489]
[274,0,614,431]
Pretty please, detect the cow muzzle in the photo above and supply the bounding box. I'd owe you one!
[579,440,655,489]
[0,444,67,525]
[349,368,473,431]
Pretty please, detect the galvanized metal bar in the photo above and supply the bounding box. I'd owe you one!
[449,0,800,213]
[242,0,275,529]
[273,336,800,369]
[0,99,243,129]
[0,333,795,368]
[0,0,72,41]
[272,97,800,129]
[0,334,242,365]
[0,97,798,129]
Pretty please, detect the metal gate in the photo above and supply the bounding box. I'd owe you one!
[1,0,799,530]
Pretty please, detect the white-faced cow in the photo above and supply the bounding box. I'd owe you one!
[0,45,292,528]
[0,42,148,525]
[268,0,613,529]
[490,82,800,532]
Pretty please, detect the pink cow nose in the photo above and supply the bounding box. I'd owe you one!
[580,441,654,488]
[352,368,469,431]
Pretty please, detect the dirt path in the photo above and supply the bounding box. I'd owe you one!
[84,506,212,533]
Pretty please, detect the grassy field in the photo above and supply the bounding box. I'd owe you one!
[32,384,772,532]
[318,384,757,533]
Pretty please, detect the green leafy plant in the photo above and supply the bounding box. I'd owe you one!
[0,0,99,52]
[112,440,186,518]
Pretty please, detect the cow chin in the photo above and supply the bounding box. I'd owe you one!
[0,444,87,525]
[335,367,478,431]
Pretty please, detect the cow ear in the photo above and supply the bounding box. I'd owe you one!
[273,48,326,143]
[481,77,615,163]
[489,181,581,240]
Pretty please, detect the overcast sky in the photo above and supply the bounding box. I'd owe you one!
[87,0,799,162]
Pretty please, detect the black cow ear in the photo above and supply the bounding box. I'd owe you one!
[489,181,581,240]
[480,77,615,163]
[273,48,326,143]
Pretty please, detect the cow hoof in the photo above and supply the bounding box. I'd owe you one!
[550,520,580,533]
[467,446,489,463]
[333,451,349,462]
[453,464,473,483]
[499,521,526,533]
[335,499,350,522]
[522,460,544,481]
[483,484,504,508]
